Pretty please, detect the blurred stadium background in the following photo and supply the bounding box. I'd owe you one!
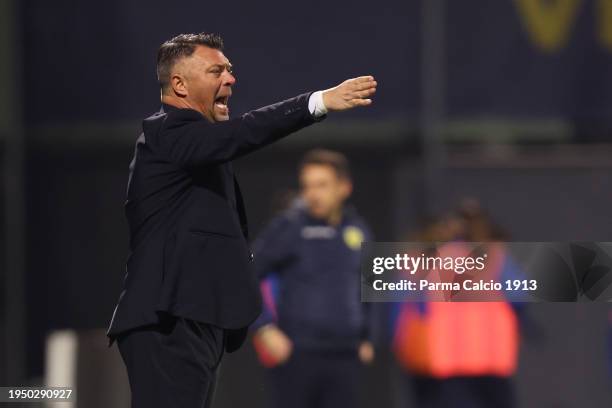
[1,0,612,406]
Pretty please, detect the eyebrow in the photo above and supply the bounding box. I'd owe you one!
[208,63,233,71]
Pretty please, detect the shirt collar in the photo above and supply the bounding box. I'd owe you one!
[161,102,180,114]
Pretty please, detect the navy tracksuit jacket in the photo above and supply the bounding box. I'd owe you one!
[252,203,372,351]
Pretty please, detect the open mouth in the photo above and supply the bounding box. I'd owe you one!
[214,95,229,110]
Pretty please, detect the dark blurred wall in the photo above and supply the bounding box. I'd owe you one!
[20,0,612,126]
[446,0,612,123]
[21,0,421,124]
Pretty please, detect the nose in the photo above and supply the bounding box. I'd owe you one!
[223,70,236,86]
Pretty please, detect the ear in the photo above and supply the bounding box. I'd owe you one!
[170,74,188,97]
[341,179,353,199]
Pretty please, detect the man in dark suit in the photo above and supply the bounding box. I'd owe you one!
[106,32,376,408]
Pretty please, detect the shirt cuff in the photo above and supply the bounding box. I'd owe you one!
[308,90,328,118]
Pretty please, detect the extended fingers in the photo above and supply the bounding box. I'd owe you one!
[326,75,376,111]
[350,98,372,107]
[349,76,377,90]
[354,88,376,98]
[347,76,376,107]
[353,75,375,83]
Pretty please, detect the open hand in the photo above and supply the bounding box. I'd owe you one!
[322,76,377,111]
[255,324,293,365]
[359,341,375,364]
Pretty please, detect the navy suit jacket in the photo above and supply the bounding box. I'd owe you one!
[107,92,323,351]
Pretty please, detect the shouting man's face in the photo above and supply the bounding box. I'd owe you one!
[168,45,236,122]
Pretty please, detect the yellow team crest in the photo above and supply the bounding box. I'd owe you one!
[343,226,364,250]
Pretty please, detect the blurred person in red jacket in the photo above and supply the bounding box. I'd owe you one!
[393,199,522,408]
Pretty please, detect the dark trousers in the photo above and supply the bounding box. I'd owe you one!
[268,349,361,408]
[117,314,225,408]
[411,375,515,408]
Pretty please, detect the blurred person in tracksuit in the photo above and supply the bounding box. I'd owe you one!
[251,149,374,408]
[393,199,523,408]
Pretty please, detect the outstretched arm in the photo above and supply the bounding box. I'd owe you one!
[158,76,377,168]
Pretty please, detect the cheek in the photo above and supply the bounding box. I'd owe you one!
[204,86,217,104]
[328,189,344,206]
[192,81,216,103]
[325,186,338,200]
[307,190,320,203]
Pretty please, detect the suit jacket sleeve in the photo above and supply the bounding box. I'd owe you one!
[157,92,323,168]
